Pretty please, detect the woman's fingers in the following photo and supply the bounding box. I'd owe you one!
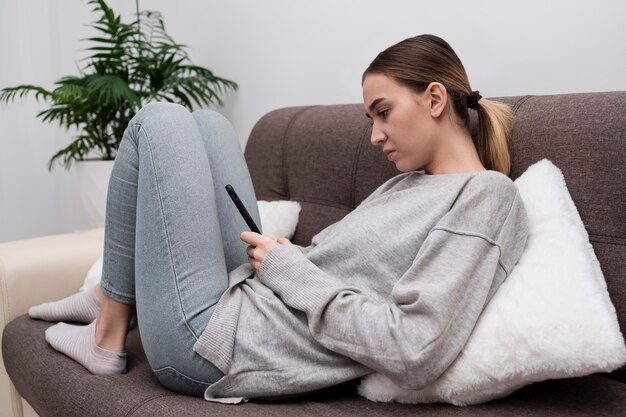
[240,231,262,245]
[241,233,288,275]
[246,245,258,258]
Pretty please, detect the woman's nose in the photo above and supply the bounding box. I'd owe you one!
[370,126,386,146]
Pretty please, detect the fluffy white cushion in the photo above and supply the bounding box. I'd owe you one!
[256,200,301,240]
[358,159,626,405]
[80,200,301,291]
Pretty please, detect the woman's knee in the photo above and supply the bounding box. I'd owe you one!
[191,108,229,126]
[192,109,238,135]
[130,105,234,138]
[191,109,240,154]
[123,102,200,150]
[130,102,192,131]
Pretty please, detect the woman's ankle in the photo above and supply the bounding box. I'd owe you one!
[94,294,133,353]
[95,319,128,353]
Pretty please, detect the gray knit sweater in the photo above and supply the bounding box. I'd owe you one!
[193,169,529,403]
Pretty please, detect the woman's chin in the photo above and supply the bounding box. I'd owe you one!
[395,161,420,173]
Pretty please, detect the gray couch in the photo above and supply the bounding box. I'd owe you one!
[2,91,625,416]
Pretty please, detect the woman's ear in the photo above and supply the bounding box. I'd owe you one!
[426,82,447,118]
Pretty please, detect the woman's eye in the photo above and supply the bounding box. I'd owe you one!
[378,110,389,119]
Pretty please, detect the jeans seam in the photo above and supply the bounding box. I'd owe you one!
[136,121,200,342]
[152,365,212,387]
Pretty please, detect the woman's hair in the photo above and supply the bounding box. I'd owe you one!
[362,34,513,175]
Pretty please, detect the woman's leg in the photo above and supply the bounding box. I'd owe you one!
[104,102,259,396]
[130,104,260,396]
[190,108,261,272]
[46,102,260,396]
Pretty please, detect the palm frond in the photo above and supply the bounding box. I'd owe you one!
[5,0,237,170]
[48,133,98,171]
[85,74,140,106]
[0,85,53,103]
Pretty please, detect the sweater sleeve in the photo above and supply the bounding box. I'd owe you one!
[259,178,528,390]
[259,231,504,389]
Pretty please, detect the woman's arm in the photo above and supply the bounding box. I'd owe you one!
[258,229,508,390]
[241,218,343,273]
[258,178,528,390]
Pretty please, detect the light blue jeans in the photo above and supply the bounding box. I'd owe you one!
[99,102,261,397]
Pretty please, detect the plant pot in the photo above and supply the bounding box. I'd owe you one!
[75,159,115,229]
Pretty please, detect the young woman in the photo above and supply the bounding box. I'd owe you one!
[29,34,528,403]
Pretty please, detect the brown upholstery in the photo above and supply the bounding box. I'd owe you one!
[4,315,626,417]
[4,92,626,416]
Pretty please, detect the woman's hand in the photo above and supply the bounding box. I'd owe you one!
[240,232,293,276]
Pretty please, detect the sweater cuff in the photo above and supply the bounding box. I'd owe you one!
[259,245,347,313]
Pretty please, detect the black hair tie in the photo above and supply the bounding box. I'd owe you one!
[467,90,482,110]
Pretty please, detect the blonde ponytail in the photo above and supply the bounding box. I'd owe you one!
[474,98,514,176]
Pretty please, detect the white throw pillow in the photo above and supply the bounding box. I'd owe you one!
[80,200,301,292]
[358,159,626,405]
[256,200,301,240]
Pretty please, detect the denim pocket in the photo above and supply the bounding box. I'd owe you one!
[153,365,212,397]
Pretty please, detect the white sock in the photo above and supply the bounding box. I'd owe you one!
[45,321,126,375]
[29,289,100,323]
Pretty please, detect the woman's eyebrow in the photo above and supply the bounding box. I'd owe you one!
[365,97,386,118]
[368,97,385,113]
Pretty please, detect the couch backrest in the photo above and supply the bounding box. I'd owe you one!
[244,91,626,380]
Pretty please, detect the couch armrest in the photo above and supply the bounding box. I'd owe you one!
[0,228,104,325]
[0,228,104,417]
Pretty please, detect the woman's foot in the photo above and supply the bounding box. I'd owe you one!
[45,320,127,374]
[29,287,100,323]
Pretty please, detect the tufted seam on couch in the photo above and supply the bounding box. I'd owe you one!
[350,122,374,209]
[590,234,626,246]
[508,95,533,146]
[281,106,319,200]
[125,393,179,417]
[294,197,353,212]
[510,95,533,113]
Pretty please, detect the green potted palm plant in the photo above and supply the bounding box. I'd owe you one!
[0,0,237,226]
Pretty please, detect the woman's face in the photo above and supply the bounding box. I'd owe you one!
[362,73,440,173]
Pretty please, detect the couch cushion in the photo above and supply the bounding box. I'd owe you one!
[4,315,626,417]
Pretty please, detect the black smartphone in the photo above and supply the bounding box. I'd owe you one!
[225,184,261,234]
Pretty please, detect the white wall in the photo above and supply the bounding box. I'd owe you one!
[1,0,625,242]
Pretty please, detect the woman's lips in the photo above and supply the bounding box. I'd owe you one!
[386,150,396,161]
